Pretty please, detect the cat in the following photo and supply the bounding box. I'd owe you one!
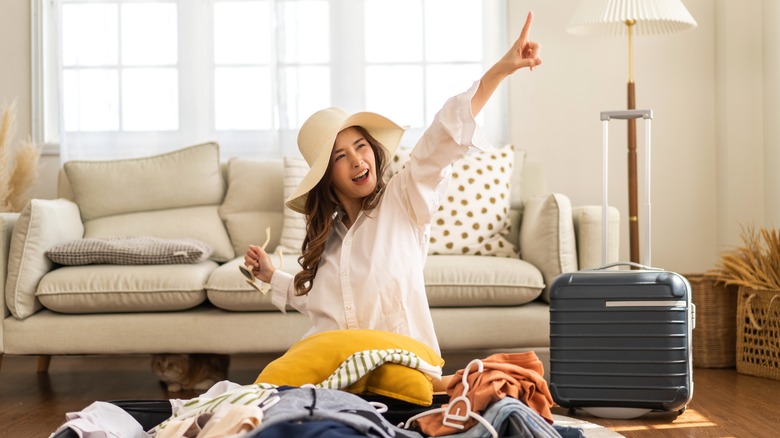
[151,353,230,393]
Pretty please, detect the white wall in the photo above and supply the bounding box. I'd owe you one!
[0,0,59,202]
[715,1,765,255]
[763,1,780,228]
[0,0,774,274]
[505,0,773,274]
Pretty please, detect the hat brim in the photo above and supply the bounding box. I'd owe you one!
[285,111,407,215]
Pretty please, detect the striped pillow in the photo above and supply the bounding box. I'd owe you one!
[45,236,213,265]
[276,156,308,253]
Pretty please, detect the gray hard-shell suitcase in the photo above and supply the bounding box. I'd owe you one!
[549,110,694,418]
[549,263,694,417]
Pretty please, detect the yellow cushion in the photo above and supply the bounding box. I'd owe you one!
[255,330,444,405]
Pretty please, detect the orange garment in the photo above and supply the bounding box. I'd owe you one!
[415,352,554,436]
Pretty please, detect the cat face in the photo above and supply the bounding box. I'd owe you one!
[151,354,190,382]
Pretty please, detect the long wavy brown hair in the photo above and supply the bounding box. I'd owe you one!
[293,126,389,296]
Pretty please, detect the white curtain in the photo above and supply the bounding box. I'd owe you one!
[36,0,506,162]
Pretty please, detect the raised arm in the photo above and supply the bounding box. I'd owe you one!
[471,11,542,117]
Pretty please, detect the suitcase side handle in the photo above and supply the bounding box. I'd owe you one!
[589,261,663,271]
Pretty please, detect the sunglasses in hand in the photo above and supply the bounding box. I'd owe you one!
[240,227,283,295]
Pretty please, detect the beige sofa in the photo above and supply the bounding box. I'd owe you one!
[0,142,618,374]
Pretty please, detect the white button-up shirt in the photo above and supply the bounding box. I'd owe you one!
[269,81,490,354]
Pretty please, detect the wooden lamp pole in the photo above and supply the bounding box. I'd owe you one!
[625,19,640,264]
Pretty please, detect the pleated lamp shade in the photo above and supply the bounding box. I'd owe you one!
[567,0,697,36]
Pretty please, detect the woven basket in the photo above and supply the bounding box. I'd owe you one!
[736,287,780,380]
[685,275,738,368]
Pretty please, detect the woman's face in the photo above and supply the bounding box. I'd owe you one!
[329,126,377,208]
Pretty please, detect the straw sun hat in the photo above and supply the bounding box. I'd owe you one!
[285,107,407,214]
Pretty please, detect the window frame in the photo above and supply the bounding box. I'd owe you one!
[32,0,508,161]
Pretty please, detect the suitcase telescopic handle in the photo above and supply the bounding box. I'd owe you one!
[600,109,654,266]
[589,261,663,272]
[600,110,653,121]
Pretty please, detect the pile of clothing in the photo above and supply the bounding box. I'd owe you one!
[52,352,586,438]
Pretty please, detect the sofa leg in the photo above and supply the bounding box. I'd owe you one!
[37,355,51,373]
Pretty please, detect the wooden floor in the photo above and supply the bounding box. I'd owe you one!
[1,354,779,437]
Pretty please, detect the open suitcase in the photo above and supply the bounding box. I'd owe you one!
[50,396,453,437]
[549,110,694,419]
[51,394,550,437]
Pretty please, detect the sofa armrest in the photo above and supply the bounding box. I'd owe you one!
[1,212,21,349]
[572,205,620,269]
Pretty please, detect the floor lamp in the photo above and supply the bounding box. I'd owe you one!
[567,0,696,263]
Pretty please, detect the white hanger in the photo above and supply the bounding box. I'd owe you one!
[401,359,498,438]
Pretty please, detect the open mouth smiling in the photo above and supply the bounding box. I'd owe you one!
[352,168,369,182]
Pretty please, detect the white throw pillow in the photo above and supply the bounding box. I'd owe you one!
[519,193,578,303]
[277,156,308,253]
[390,145,517,257]
[5,199,84,319]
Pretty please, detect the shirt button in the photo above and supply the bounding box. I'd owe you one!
[344,240,351,246]
[345,305,352,311]
[342,271,348,277]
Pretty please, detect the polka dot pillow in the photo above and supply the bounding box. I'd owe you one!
[390,145,517,257]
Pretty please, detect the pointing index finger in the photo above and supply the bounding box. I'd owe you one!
[520,10,534,41]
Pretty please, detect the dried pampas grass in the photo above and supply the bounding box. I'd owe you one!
[709,225,780,290]
[0,101,17,201]
[6,141,42,211]
[0,101,42,212]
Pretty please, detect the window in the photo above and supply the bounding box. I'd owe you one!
[33,0,506,161]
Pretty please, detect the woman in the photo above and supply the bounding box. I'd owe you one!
[245,11,542,359]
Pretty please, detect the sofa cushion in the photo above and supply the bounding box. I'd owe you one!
[424,255,544,306]
[255,329,444,405]
[5,199,84,320]
[219,158,284,257]
[391,145,517,257]
[205,254,542,310]
[519,193,578,303]
[36,262,216,313]
[64,142,225,220]
[206,255,302,311]
[45,236,213,265]
[276,156,308,253]
[63,142,235,262]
